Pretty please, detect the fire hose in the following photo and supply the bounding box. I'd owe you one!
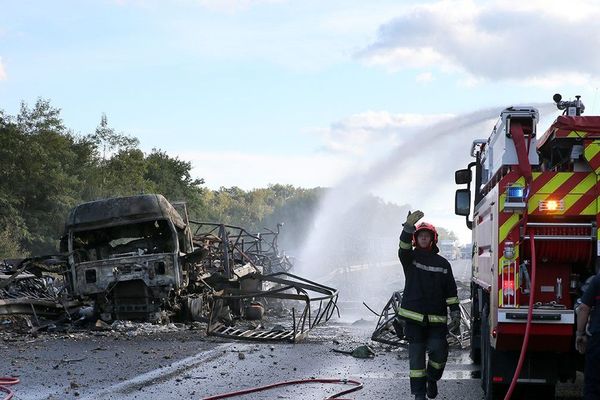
[0,377,19,400]
[504,230,537,400]
[202,377,363,399]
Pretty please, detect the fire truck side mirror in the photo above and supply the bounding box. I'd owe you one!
[455,189,471,216]
[455,169,472,185]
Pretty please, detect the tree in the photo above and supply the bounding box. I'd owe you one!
[90,113,138,160]
[0,99,87,254]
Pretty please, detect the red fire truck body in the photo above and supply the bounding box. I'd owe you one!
[455,95,599,398]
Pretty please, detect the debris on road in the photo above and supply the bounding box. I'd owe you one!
[1,257,83,332]
[369,282,472,349]
[332,344,376,359]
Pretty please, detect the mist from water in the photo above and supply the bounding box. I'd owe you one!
[297,103,558,319]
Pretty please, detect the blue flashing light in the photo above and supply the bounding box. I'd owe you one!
[507,186,524,199]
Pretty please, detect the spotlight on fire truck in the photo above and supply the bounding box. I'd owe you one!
[554,92,585,116]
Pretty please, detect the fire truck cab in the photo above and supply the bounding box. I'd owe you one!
[455,94,597,399]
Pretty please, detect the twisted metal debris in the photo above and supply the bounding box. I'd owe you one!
[0,257,80,322]
[369,290,471,348]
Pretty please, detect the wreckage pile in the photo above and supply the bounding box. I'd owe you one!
[0,257,81,328]
[369,281,472,349]
[1,194,339,343]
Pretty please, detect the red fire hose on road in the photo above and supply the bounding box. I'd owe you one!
[0,377,19,400]
[203,377,363,399]
[504,230,537,400]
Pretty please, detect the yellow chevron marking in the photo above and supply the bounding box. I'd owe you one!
[560,194,582,215]
[499,213,519,243]
[581,197,597,215]
[558,174,597,215]
[499,289,503,307]
[528,173,573,213]
[585,142,600,161]
[569,130,588,138]
[571,173,597,193]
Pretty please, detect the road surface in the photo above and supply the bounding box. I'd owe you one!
[0,259,584,399]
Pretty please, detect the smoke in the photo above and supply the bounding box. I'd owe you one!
[297,103,559,318]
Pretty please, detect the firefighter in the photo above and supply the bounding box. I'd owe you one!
[576,272,600,400]
[398,210,460,400]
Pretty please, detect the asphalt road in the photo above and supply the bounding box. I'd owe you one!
[0,259,584,400]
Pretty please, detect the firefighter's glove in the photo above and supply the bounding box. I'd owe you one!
[448,310,461,336]
[404,210,424,229]
[575,332,588,354]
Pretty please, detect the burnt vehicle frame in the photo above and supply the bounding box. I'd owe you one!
[59,194,337,341]
[0,256,80,326]
[190,221,339,342]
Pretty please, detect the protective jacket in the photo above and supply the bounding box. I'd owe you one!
[397,226,460,324]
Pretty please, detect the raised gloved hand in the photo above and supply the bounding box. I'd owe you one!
[448,310,461,336]
[404,210,424,229]
[575,332,588,354]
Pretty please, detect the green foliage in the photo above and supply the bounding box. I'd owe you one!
[1,99,85,254]
[0,226,29,259]
[0,98,455,261]
[0,100,207,255]
[90,113,139,159]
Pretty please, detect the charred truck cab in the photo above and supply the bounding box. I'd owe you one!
[455,95,597,398]
[62,194,193,322]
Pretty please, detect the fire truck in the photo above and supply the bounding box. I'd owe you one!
[454,94,598,399]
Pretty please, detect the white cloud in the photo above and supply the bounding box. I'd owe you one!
[313,111,453,155]
[178,150,353,190]
[416,71,433,83]
[0,57,6,81]
[178,110,455,190]
[359,0,600,86]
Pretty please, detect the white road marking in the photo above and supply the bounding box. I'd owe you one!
[79,342,240,400]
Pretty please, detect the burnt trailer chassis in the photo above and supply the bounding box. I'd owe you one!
[189,221,338,342]
[207,272,338,342]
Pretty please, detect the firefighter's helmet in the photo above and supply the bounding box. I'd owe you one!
[413,222,439,253]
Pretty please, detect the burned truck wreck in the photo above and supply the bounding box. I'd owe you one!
[62,194,193,322]
[60,194,337,341]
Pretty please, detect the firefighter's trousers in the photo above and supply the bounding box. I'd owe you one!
[585,334,600,400]
[404,320,449,396]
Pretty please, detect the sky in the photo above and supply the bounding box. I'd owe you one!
[2,0,600,244]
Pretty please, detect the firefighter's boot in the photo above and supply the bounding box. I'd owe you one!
[426,379,438,399]
[414,394,426,400]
